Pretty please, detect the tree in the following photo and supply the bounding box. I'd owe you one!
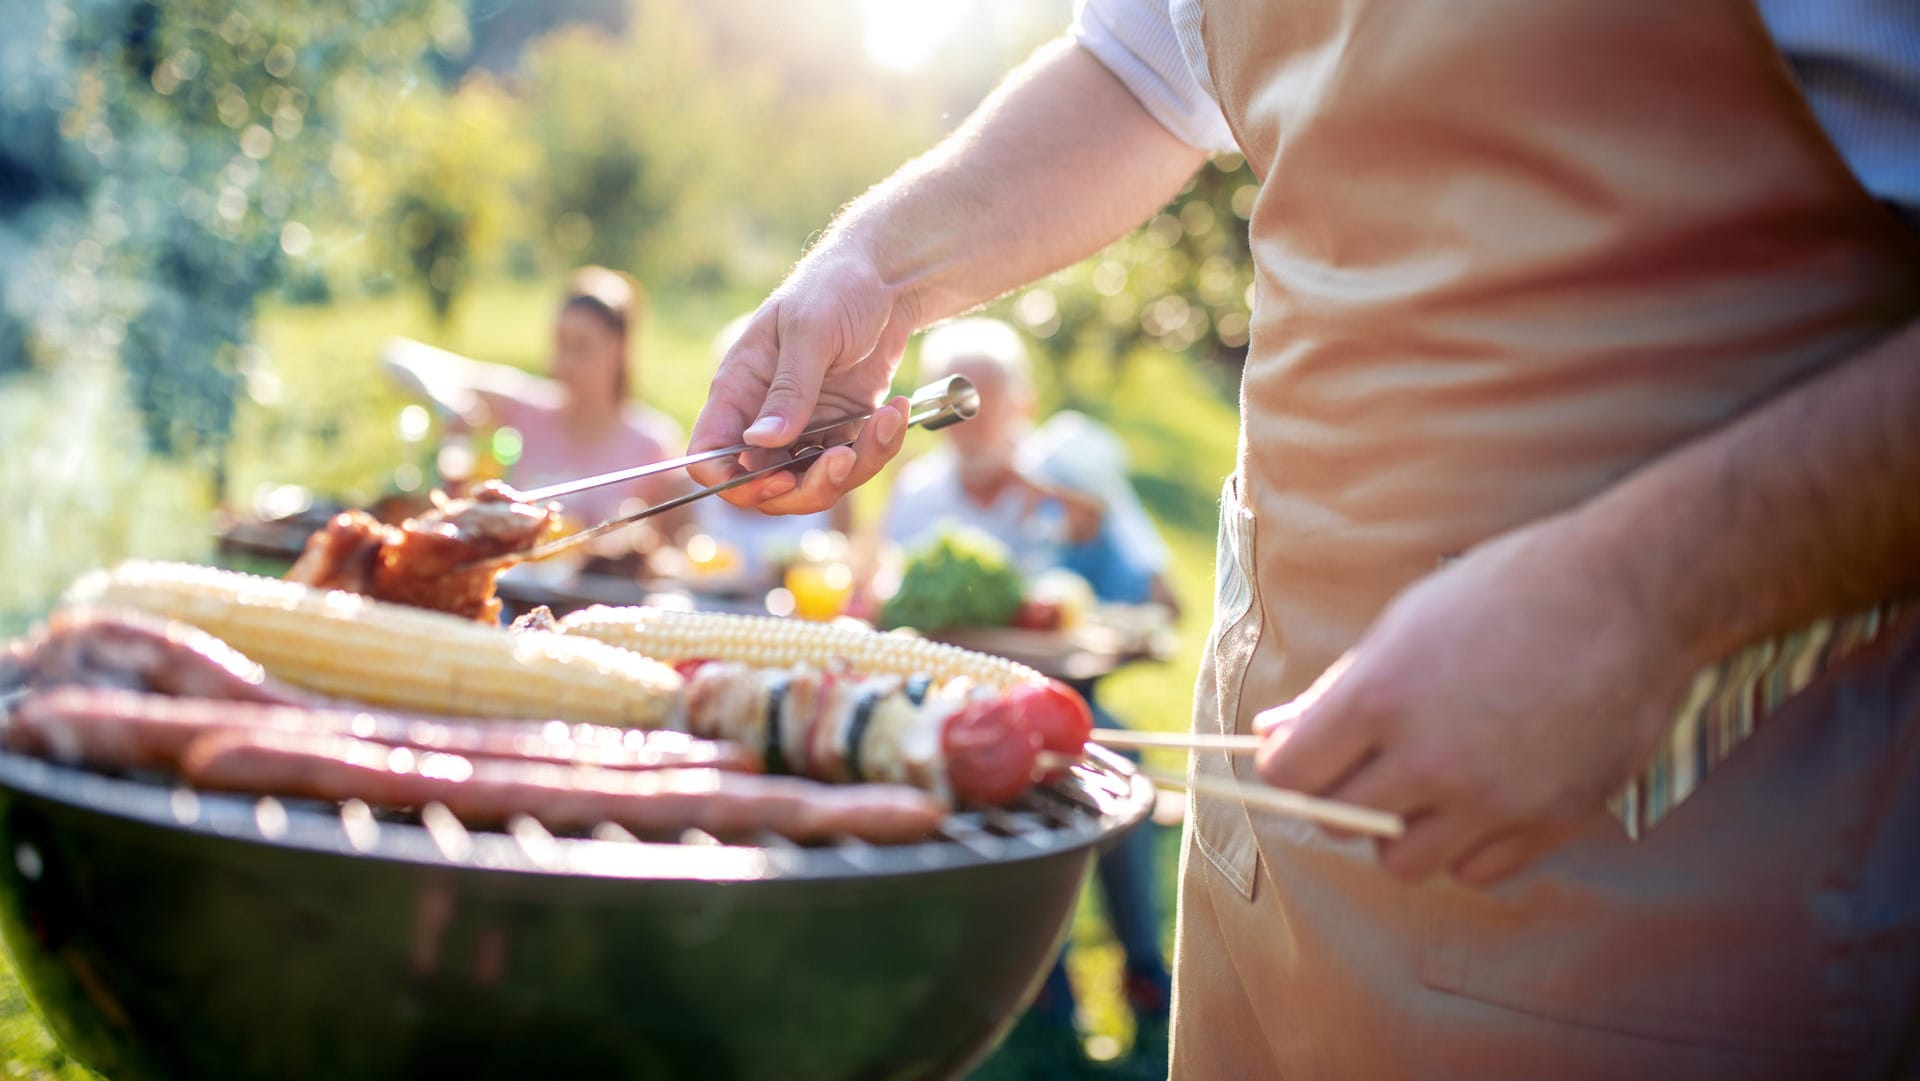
[995,154,1259,398]
[0,0,461,626]
[1,0,464,457]
[335,73,534,322]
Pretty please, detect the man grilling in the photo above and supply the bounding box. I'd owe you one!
[688,0,1920,1075]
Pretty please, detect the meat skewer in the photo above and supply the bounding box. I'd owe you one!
[555,604,1095,808]
[3,609,313,706]
[676,660,1098,808]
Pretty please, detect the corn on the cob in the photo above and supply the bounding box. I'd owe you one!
[62,561,681,727]
[557,605,1044,692]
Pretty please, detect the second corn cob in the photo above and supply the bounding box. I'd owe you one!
[557,604,1045,692]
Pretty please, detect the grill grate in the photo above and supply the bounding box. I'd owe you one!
[0,745,1152,883]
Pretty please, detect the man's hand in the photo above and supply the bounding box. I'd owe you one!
[1254,515,1696,887]
[686,250,917,515]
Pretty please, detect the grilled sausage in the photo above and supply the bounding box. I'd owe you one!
[6,688,756,775]
[180,729,947,845]
[3,610,311,704]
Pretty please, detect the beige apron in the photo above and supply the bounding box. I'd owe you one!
[1171,1,1920,1076]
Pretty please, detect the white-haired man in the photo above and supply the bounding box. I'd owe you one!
[881,318,1103,572]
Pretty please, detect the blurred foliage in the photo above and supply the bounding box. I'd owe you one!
[517,2,937,288]
[0,0,463,459]
[0,0,458,627]
[519,9,739,281]
[3,0,1253,474]
[996,154,1259,394]
[334,74,534,322]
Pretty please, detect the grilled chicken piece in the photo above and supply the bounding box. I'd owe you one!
[287,482,559,622]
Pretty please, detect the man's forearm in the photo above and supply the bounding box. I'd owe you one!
[816,39,1206,328]
[1569,319,1920,668]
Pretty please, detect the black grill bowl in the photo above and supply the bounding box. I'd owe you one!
[0,749,1152,1081]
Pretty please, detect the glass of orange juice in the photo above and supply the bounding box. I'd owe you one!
[785,560,854,621]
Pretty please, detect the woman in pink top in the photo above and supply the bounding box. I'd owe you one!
[383,267,693,544]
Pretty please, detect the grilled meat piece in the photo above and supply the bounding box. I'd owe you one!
[1,610,309,705]
[283,510,388,594]
[6,687,756,776]
[287,482,558,622]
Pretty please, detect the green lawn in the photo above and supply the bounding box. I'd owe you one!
[0,276,1241,1073]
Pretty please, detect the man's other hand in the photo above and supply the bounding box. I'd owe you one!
[1253,515,1696,887]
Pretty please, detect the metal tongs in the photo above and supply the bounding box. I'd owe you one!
[461,375,981,572]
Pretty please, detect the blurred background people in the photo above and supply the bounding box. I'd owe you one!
[382,266,693,545]
[881,318,1103,577]
[1027,411,1180,618]
[882,318,1174,1079]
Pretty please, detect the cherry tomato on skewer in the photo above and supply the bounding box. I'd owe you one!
[1009,680,1095,756]
[943,698,1041,806]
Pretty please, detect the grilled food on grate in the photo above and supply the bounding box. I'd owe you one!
[11,562,1097,844]
[62,560,682,728]
[1,613,945,844]
[286,481,560,623]
[180,727,945,844]
[7,684,756,776]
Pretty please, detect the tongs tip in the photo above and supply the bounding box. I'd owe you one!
[918,374,980,431]
[454,376,979,575]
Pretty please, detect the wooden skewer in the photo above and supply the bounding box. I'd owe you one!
[1047,751,1403,838]
[1060,734,1404,837]
[1142,765,1405,838]
[1087,754,1404,839]
[1090,730,1263,754]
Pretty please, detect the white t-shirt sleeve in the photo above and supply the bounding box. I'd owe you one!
[1071,0,1239,155]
